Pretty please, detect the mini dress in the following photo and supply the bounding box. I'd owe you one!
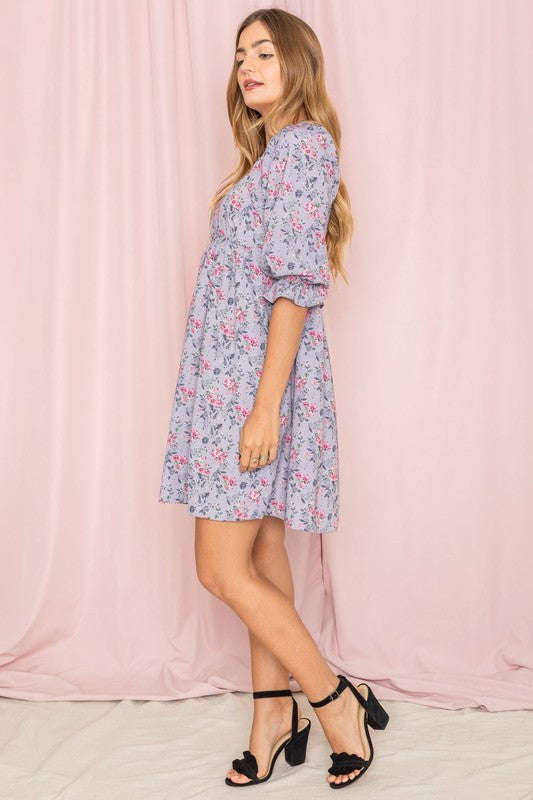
[159,121,341,533]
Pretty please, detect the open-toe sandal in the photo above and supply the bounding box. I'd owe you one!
[225,688,311,786]
[309,674,389,789]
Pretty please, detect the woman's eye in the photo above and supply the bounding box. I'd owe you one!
[236,53,273,68]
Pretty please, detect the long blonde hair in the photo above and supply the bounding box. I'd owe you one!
[209,8,353,286]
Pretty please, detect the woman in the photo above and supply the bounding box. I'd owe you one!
[159,7,390,789]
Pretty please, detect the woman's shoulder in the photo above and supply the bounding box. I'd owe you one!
[262,122,338,177]
[268,121,336,153]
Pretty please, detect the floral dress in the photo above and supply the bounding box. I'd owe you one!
[159,121,340,533]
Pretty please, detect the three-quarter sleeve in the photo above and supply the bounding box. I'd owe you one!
[260,125,340,309]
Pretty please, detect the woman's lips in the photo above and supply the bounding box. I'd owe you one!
[244,82,263,91]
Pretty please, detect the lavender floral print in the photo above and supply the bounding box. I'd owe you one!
[159,121,340,532]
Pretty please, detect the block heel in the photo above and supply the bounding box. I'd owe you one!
[225,687,311,786]
[308,674,390,789]
[364,683,390,730]
[284,717,311,766]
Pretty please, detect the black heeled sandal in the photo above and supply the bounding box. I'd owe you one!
[309,674,389,789]
[225,688,311,786]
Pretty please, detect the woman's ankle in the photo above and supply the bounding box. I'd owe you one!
[306,672,342,706]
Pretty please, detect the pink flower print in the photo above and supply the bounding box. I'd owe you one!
[193,456,211,477]
[255,368,263,379]
[215,287,226,302]
[309,330,324,347]
[295,376,307,392]
[271,499,286,514]
[266,167,288,199]
[235,404,250,423]
[179,385,196,401]
[234,500,250,519]
[167,432,177,445]
[284,433,293,445]
[248,488,261,504]
[314,229,327,247]
[235,306,247,323]
[212,262,227,281]
[206,386,224,409]
[172,454,187,468]
[223,376,238,394]
[242,333,258,352]
[322,370,330,382]
[304,201,319,220]
[191,429,200,440]
[230,191,244,210]
[302,400,318,419]
[252,209,262,229]
[232,249,243,267]
[314,432,331,453]
[331,400,337,413]
[265,254,285,271]
[289,209,304,232]
[211,446,227,464]
[220,317,235,337]
[279,179,294,199]
[311,507,326,523]
[289,447,299,462]
[294,472,311,489]
[222,474,238,490]
[260,476,270,487]
[279,413,289,427]
[328,469,339,482]
[249,262,262,278]
[189,317,203,333]
[301,141,318,160]
[199,357,211,375]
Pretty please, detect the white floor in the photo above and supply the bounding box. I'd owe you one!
[1,691,532,799]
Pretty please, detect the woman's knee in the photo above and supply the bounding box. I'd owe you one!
[196,561,254,601]
[195,549,228,597]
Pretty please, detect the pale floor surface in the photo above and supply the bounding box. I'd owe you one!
[0,691,532,799]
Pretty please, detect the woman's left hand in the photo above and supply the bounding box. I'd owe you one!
[238,403,280,472]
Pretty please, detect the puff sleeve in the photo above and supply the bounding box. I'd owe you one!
[260,125,340,309]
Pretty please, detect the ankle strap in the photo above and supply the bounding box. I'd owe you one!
[309,674,349,707]
[252,689,298,740]
[252,688,292,699]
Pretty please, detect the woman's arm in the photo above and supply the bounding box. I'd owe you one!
[238,298,306,472]
[254,298,308,411]
[238,125,338,473]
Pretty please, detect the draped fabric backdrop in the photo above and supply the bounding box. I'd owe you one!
[1,0,532,711]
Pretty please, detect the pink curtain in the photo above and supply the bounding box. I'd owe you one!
[1,0,532,711]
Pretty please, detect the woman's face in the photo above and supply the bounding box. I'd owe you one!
[235,21,282,117]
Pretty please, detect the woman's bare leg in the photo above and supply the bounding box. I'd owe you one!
[226,515,297,784]
[195,515,366,786]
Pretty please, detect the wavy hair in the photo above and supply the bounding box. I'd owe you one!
[208,8,353,286]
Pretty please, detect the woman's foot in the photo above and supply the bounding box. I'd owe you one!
[226,695,299,784]
[312,681,367,786]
